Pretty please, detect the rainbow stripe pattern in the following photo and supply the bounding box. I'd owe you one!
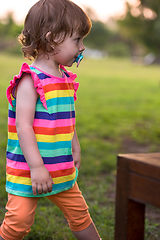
[6,63,79,197]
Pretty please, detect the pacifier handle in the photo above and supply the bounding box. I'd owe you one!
[74,52,83,67]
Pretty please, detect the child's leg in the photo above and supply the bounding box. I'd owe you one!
[47,182,101,240]
[0,193,39,240]
[72,221,100,240]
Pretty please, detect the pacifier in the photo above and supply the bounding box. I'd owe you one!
[74,52,83,67]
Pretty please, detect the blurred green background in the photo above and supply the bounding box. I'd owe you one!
[1,0,160,239]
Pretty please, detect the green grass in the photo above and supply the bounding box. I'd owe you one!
[0,54,160,239]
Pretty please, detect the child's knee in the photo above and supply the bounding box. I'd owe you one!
[0,194,38,239]
[68,208,92,232]
[1,222,30,240]
[0,209,35,240]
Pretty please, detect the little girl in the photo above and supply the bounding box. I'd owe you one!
[0,0,101,239]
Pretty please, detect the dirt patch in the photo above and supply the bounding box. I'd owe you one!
[120,136,150,153]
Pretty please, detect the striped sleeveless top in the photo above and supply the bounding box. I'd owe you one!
[6,63,79,197]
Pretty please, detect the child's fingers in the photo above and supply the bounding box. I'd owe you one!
[37,183,43,194]
[31,173,54,195]
[32,180,53,195]
[32,181,37,195]
[46,177,53,193]
[47,181,53,193]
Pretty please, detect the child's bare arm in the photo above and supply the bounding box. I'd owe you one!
[16,75,53,195]
[72,129,81,169]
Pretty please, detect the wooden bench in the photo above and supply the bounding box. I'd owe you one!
[114,153,160,240]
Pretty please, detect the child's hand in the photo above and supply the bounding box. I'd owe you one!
[72,150,81,170]
[30,165,54,195]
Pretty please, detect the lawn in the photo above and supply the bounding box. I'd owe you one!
[0,53,160,239]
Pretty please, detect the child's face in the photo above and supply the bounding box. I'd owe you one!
[53,32,85,67]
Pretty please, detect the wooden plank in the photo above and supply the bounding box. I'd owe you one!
[117,155,129,169]
[127,199,145,240]
[118,153,160,181]
[118,153,160,167]
[129,160,160,181]
[115,166,129,240]
[129,172,160,208]
[115,166,145,240]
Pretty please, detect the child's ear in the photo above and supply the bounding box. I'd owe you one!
[45,32,51,42]
[45,31,60,45]
[45,31,65,46]
[54,32,66,44]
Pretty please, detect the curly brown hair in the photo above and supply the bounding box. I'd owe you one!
[18,0,92,60]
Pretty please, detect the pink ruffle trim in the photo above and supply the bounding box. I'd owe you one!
[6,63,79,109]
[6,62,47,109]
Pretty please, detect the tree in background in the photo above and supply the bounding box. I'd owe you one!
[84,20,112,50]
[0,12,23,54]
[0,12,130,57]
[2,7,152,58]
[117,0,160,58]
[84,19,131,57]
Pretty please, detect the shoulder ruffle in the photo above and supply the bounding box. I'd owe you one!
[60,65,79,101]
[6,62,47,110]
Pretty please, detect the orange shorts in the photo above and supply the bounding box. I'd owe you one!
[0,182,92,240]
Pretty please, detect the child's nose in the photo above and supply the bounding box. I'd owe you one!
[80,43,85,52]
